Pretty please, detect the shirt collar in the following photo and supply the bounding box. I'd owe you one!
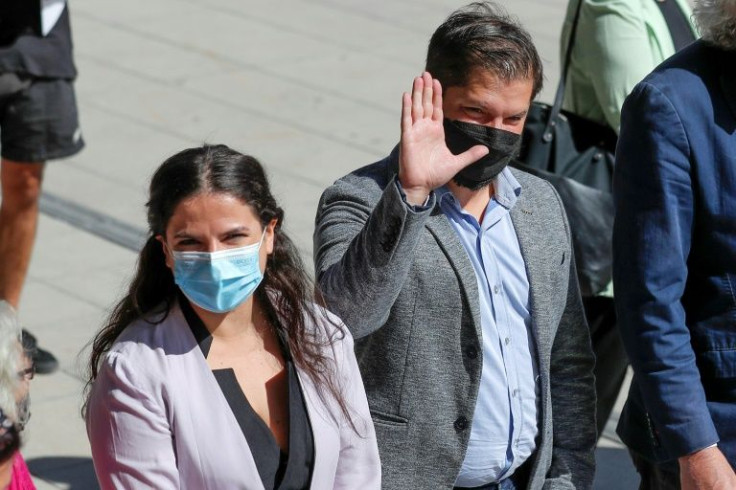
[436,167,522,210]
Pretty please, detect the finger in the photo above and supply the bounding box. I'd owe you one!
[453,145,490,171]
[401,92,412,134]
[431,78,443,122]
[422,72,433,119]
[411,76,423,122]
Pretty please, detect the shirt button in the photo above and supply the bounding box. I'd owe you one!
[454,416,469,431]
[465,346,478,359]
[505,337,511,345]
[494,285,500,294]
[513,389,520,397]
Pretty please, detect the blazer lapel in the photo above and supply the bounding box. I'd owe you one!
[296,367,340,489]
[425,208,482,341]
[169,307,265,490]
[509,198,550,361]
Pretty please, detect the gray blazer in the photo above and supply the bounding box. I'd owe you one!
[314,150,596,489]
[86,301,381,490]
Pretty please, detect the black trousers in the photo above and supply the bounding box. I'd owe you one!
[630,451,681,490]
[583,296,629,437]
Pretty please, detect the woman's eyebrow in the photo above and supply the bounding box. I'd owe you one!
[221,226,251,234]
[173,225,252,239]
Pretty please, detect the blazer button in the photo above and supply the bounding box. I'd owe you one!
[465,346,478,359]
[381,237,393,253]
[454,416,468,431]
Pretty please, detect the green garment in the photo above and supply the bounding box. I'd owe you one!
[560,0,697,133]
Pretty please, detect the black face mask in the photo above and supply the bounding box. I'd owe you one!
[444,119,522,189]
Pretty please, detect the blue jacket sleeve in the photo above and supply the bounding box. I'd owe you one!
[612,81,719,459]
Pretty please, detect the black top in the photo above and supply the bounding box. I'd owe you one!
[655,0,696,52]
[180,297,315,489]
[0,4,77,79]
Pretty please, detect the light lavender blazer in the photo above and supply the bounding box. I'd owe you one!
[86,301,381,489]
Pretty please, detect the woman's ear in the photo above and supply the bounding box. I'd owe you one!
[156,235,174,270]
[265,218,278,255]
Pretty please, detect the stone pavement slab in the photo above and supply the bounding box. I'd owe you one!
[15,0,639,488]
[21,215,135,489]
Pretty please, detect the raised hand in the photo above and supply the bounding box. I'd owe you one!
[398,72,488,206]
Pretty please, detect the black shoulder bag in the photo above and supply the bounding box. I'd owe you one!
[513,0,617,296]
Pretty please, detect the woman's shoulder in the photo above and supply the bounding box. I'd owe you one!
[105,303,186,362]
[94,305,188,398]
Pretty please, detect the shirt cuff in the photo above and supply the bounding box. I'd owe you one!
[394,179,433,212]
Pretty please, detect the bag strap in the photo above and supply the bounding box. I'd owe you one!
[543,0,585,142]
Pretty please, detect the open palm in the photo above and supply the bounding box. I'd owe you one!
[398,72,488,205]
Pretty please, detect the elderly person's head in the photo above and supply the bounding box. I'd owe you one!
[0,301,23,423]
[0,302,26,490]
[0,410,20,490]
[694,0,736,50]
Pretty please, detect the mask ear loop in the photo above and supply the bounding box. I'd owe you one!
[160,239,179,267]
[262,225,275,272]
[234,230,267,254]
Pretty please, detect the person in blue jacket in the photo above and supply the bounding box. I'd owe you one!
[560,0,697,439]
[613,0,736,488]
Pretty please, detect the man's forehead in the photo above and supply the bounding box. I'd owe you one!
[454,67,533,89]
[448,71,533,97]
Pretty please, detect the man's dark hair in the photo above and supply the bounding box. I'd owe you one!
[426,2,544,98]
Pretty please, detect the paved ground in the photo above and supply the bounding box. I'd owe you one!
[16,0,640,488]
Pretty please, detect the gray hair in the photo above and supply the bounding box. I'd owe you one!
[0,301,21,423]
[694,0,736,50]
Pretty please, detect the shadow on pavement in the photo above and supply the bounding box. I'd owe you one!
[27,456,99,490]
[25,448,638,489]
[594,446,640,489]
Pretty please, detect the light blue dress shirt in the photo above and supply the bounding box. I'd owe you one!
[437,169,539,487]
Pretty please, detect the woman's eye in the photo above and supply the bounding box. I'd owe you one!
[175,238,199,248]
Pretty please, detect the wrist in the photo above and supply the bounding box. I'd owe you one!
[396,179,430,207]
[679,444,720,465]
[403,187,430,207]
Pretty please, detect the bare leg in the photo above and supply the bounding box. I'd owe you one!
[0,159,45,308]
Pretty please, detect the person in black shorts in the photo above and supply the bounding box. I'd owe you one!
[0,1,84,374]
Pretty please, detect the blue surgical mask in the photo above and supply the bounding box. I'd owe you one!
[171,233,266,313]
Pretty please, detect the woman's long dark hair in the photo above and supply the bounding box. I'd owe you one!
[85,144,354,428]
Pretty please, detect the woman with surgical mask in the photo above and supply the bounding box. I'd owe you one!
[84,145,380,490]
